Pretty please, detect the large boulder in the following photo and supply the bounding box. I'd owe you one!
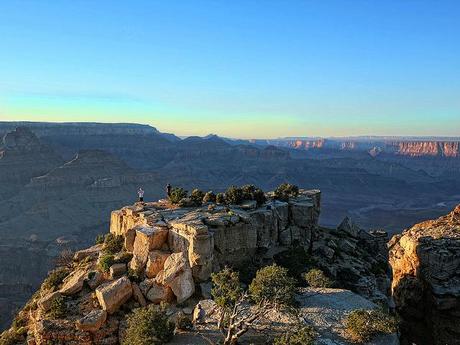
[145,251,170,278]
[73,244,102,262]
[337,216,360,238]
[130,226,169,272]
[156,252,195,303]
[60,268,88,295]
[96,276,133,314]
[38,291,62,312]
[109,263,127,279]
[295,288,399,345]
[132,282,147,307]
[145,282,174,304]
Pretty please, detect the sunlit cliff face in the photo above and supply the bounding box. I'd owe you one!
[394,141,459,157]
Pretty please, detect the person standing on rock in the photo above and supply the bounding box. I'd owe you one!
[137,187,144,202]
[166,183,172,198]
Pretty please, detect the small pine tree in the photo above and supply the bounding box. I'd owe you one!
[211,267,242,311]
[122,305,175,345]
[169,187,188,205]
[190,189,205,206]
[274,183,299,201]
[304,268,333,288]
[225,186,243,205]
[249,264,296,306]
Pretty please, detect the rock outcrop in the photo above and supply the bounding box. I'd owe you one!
[111,190,321,284]
[0,187,403,345]
[389,204,460,345]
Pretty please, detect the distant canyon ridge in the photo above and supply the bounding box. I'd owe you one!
[0,121,459,330]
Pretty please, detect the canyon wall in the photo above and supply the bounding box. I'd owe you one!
[389,205,460,345]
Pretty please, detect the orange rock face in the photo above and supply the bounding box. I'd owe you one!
[389,204,460,345]
[394,141,459,157]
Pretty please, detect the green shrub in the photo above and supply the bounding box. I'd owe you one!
[203,191,216,203]
[216,193,226,204]
[190,189,205,206]
[249,264,296,306]
[169,187,188,205]
[273,324,316,345]
[175,312,193,330]
[345,309,397,343]
[42,268,69,291]
[211,267,242,310]
[95,234,105,245]
[304,269,333,288]
[103,233,124,254]
[241,184,266,205]
[225,186,243,205]
[49,296,67,319]
[122,305,175,345]
[274,183,299,201]
[99,253,115,272]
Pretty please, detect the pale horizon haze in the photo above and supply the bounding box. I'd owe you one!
[1,1,459,138]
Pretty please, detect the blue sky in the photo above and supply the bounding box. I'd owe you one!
[0,0,459,138]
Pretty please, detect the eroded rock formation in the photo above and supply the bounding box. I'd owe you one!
[389,205,460,345]
[110,190,321,284]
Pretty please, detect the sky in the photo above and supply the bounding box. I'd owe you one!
[0,1,459,138]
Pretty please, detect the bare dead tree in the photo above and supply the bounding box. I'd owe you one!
[220,293,274,345]
[55,248,74,268]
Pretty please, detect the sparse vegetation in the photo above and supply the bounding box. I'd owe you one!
[42,268,69,291]
[190,188,205,206]
[169,187,188,205]
[98,253,115,272]
[48,295,67,319]
[249,264,296,306]
[122,305,174,345]
[274,183,299,201]
[344,309,397,343]
[103,233,124,254]
[203,191,216,203]
[304,268,333,288]
[273,324,316,345]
